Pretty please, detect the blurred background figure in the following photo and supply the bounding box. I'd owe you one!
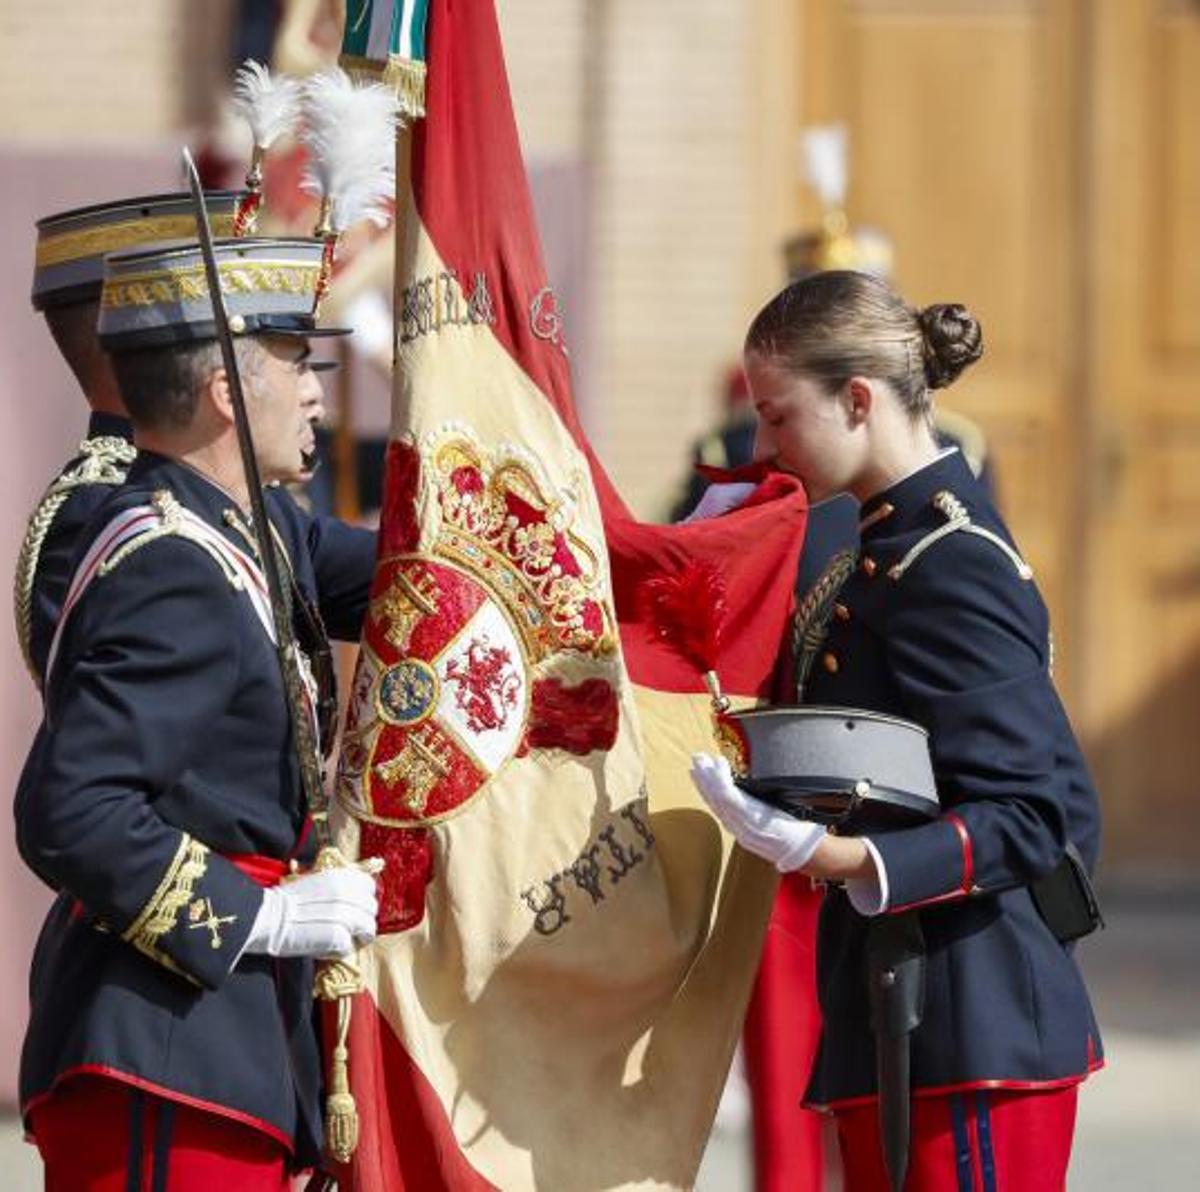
[195,0,394,525]
[1,3,1198,1189]
[670,125,994,528]
[667,362,756,524]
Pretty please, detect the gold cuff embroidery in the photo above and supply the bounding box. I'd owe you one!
[122,835,211,967]
[187,897,238,950]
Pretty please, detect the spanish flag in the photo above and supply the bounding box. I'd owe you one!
[332,3,808,1187]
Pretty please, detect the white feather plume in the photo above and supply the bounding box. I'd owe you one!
[801,124,848,210]
[232,60,302,151]
[301,68,400,232]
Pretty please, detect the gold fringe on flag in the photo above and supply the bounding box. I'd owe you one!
[340,53,427,119]
[383,55,427,118]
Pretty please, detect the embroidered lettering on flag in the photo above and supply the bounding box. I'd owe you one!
[328,4,810,1190]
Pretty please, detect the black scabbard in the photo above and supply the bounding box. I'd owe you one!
[866,911,926,1192]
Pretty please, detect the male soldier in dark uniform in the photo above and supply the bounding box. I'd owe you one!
[16,192,245,687]
[16,237,380,1189]
[17,191,346,690]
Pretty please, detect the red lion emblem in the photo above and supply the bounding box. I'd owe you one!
[445,636,521,734]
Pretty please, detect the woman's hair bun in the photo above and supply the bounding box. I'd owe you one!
[917,303,983,390]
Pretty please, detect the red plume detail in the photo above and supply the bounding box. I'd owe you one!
[639,559,728,675]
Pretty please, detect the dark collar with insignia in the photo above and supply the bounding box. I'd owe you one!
[857,448,976,544]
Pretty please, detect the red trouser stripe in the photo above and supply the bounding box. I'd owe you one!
[834,1084,1078,1191]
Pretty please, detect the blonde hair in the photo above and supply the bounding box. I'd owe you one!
[745,271,983,417]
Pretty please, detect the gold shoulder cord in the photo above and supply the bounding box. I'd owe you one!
[887,490,1034,582]
[13,436,136,684]
[222,505,296,580]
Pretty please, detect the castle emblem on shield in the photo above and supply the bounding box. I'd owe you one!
[337,426,617,828]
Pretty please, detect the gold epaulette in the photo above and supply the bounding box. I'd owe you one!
[697,429,732,469]
[13,435,136,683]
[887,491,1033,583]
[98,490,244,589]
[41,490,260,688]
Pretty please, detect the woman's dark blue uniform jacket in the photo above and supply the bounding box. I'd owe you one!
[15,452,376,1164]
[801,449,1103,1108]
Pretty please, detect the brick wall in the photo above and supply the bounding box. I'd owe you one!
[587,1,755,518]
[496,0,589,161]
[0,0,233,142]
[0,0,772,521]
[499,1,761,520]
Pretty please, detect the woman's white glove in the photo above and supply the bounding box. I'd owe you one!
[244,866,379,960]
[690,753,826,872]
[682,482,757,523]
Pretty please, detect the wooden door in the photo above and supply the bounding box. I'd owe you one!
[793,0,1087,695]
[1083,0,1200,869]
[788,1,1200,869]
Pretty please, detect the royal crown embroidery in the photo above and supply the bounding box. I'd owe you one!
[336,426,619,831]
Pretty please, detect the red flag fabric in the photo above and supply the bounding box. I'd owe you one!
[330,3,811,1187]
[744,875,826,1191]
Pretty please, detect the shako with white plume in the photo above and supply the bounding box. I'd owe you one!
[798,123,860,271]
[230,60,302,235]
[784,123,893,279]
[300,66,401,309]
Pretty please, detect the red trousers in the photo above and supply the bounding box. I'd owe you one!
[29,1075,294,1192]
[743,873,825,1191]
[834,1084,1079,1192]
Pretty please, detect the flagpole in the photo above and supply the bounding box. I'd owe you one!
[333,335,361,523]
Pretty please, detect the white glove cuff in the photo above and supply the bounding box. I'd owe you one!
[241,886,282,958]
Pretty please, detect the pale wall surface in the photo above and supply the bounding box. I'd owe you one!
[0,0,232,143]
[501,0,774,521]
[587,0,757,520]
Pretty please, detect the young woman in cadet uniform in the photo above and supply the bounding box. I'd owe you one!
[690,270,1102,1191]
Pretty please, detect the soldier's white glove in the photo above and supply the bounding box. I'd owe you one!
[682,482,757,523]
[244,866,379,960]
[690,753,826,872]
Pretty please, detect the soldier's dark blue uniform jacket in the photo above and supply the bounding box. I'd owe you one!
[17,412,136,686]
[15,451,376,1164]
[800,448,1103,1108]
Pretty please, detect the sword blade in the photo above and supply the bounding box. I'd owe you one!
[180,147,327,820]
